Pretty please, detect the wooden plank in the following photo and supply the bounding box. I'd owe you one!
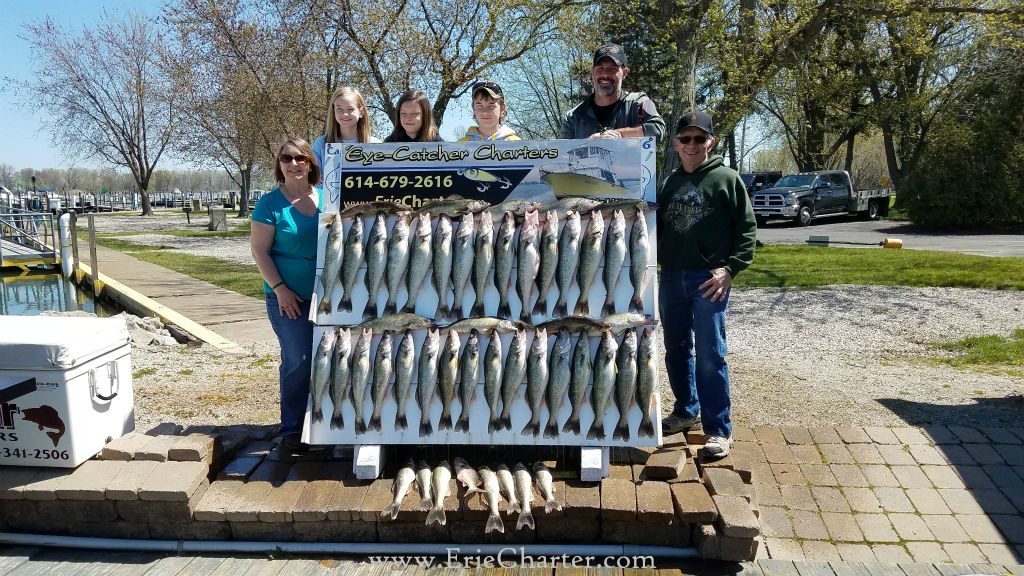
[738,563,767,576]
[235,558,289,576]
[897,564,941,576]
[208,557,258,576]
[167,556,228,576]
[855,563,905,576]
[138,555,196,576]
[826,563,875,576]
[794,562,835,576]
[82,552,168,576]
[3,548,84,576]
[931,565,975,576]
[0,547,41,575]
[760,560,801,576]
[968,564,1008,575]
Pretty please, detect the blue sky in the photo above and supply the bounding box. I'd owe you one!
[0,1,473,174]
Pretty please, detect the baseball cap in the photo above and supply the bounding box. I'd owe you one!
[593,43,628,67]
[676,110,714,136]
[472,81,504,99]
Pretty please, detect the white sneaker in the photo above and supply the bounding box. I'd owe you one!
[702,435,734,458]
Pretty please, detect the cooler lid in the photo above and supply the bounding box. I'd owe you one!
[0,316,130,370]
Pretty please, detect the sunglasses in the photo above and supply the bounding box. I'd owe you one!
[279,154,308,164]
[675,135,709,145]
[472,81,503,96]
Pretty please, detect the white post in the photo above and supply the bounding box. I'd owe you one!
[58,212,74,278]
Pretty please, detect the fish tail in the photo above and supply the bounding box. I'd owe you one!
[601,299,615,316]
[519,307,532,322]
[507,499,521,514]
[637,416,654,438]
[454,415,470,433]
[382,502,400,520]
[471,299,486,317]
[425,508,446,526]
[355,418,367,435]
[516,509,535,530]
[572,296,588,316]
[552,300,567,318]
[497,301,511,320]
[438,413,452,431]
[543,420,560,439]
[485,512,505,534]
[612,421,629,441]
[563,415,580,435]
[395,413,408,430]
[488,417,501,434]
[586,420,605,440]
[338,296,352,313]
[500,415,513,431]
[420,496,433,510]
[531,296,546,317]
[384,301,397,315]
[362,302,376,320]
[400,302,415,314]
[520,419,540,437]
[435,302,451,321]
[629,294,644,313]
[330,412,344,430]
[545,498,561,514]
[368,415,381,432]
[419,421,433,437]
[313,408,323,423]
[318,297,331,313]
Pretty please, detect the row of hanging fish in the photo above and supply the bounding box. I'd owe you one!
[383,457,561,533]
[309,313,659,441]
[317,195,655,321]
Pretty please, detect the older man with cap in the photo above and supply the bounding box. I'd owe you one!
[657,110,756,458]
[560,43,665,143]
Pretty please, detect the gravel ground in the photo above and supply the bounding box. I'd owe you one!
[99,211,1024,432]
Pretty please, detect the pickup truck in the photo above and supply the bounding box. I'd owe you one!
[751,170,891,227]
[741,171,782,195]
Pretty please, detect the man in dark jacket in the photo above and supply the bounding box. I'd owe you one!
[560,43,665,144]
[657,110,756,458]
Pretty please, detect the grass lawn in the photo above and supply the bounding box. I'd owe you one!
[925,329,1024,378]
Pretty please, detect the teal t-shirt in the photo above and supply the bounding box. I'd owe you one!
[251,187,323,299]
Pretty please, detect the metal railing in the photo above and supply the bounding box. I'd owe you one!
[0,205,58,266]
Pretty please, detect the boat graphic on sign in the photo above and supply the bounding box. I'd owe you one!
[540,146,630,197]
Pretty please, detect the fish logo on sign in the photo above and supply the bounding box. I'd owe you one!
[22,406,66,447]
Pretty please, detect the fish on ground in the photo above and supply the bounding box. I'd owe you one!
[349,328,373,434]
[513,462,535,530]
[537,315,609,336]
[310,328,337,423]
[382,459,417,520]
[601,209,627,316]
[413,195,490,217]
[356,312,436,334]
[612,328,638,441]
[330,327,352,430]
[516,208,541,322]
[533,461,562,513]
[454,329,480,432]
[416,459,433,509]
[340,200,412,218]
[431,213,455,320]
[384,212,411,315]
[367,331,394,432]
[392,331,416,430]
[338,215,364,312]
[497,463,520,514]
[426,460,452,526]
[478,466,505,533]
[541,197,601,218]
[453,456,482,495]
[436,328,461,431]
[498,328,527,431]
[563,329,592,435]
[636,326,658,438]
[488,199,540,219]
[318,215,345,313]
[450,212,475,320]
[533,209,559,317]
[629,209,650,313]
[363,212,389,319]
[521,327,549,437]
[416,328,441,437]
[586,329,619,440]
[574,210,604,316]
[601,312,657,334]
[483,330,504,434]
[493,211,517,319]
[402,212,433,314]
[553,210,581,318]
[444,316,529,336]
[543,328,572,439]
[470,210,494,317]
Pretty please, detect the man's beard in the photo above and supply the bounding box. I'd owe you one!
[594,81,620,98]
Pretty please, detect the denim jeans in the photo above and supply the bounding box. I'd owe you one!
[659,268,732,438]
[265,292,314,437]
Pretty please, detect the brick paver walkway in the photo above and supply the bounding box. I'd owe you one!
[736,424,1024,564]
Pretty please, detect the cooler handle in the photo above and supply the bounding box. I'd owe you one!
[90,362,119,402]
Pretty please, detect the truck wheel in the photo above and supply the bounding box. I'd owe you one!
[865,200,880,220]
[795,205,813,227]
[755,215,768,228]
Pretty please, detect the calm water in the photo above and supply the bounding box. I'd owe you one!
[0,270,120,316]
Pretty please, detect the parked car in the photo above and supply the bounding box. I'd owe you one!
[741,171,783,195]
[751,170,891,227]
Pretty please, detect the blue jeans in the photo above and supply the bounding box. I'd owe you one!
[265,292,313,436]
[659,269,732,438]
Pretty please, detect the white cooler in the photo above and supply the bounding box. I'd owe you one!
[0,316,135,467]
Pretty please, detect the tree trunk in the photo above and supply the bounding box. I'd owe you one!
[140,190,152,215]
[844,133,855,173]
[238,167,251,218]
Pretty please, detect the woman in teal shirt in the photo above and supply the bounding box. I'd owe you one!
[250,137,322,452]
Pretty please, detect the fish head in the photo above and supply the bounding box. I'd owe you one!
[533,327,547,344]
[357,328,373,349]
[587,210,604,232]
[453,457,470,471]
[477,210,493,232]
[611,209,626,233]
[512,462,528,473]
[466,330,480,351]
[319,329,337,350]
[437,214,452,237]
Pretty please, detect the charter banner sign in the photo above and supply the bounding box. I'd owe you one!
[324,138,658,212]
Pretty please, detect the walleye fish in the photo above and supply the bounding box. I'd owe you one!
[453,456,482,496]
[367,331,394,432]
[612,328,638,441]
[478,466,505,533]
[516,208,541,322]
[445,316,529,336]
[426,460,452,526]
[586,330,619,440]
[601,209,627,316]
[384,212,411,315]
[484,330,504,434]
[537,315,609,337]
[636,326,657,438]
[498,328,527,431]
[363,212,388,319]
[382,459,416,520]
[349,328,373,434]
[436,328,461,431]
[402,212,433,314]
[338,215,364,312]
[521,327,549,437]
[497,463,519,514]
[356,312,436,334]
[431,213,454,320]
[454,329,480,432]
[310,328,336,423]
[416,459,433,509]
[513,462,535,530]
[416,328,441,437]
[340,200,411,218]
[489,199,541,219]
[574,210,604,316]
[541,197,601,217]
[532,209,559,317]
[562,329,592,435]
[533,461,562,513]
[493,211,516,319]
[392,331,416,430]
[318,215,345,313]
[413,195,490,217]
[603,312,658,334]
[594,199,658,217]
[450,213,475,320]
[470,210,494,317]
[329,327,352,430]
[553,210,581,318]
[543,328,572,438]
[629,210,651,312]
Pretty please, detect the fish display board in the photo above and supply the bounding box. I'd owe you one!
[305,138,662,448]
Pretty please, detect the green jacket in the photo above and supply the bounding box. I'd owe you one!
[656,155,756,276]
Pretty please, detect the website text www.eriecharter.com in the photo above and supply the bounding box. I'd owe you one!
[367,548,657,570]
